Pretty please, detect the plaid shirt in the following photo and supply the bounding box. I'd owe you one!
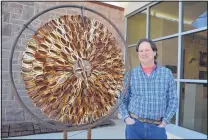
[119,63,178,124]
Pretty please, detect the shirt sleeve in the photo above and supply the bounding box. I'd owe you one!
[119,71,131,121]
[163,70,178,124]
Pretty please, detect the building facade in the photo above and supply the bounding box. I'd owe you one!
[1,1,207,138]
[124,1,207,137]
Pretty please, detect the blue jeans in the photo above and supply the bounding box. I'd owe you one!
[125,118,167,139]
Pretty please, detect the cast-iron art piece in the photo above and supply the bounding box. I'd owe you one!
[9,5,131,131]
[22,14,125,125]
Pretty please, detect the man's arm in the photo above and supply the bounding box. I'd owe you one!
[119,72,131,121]
[162,70,178,124]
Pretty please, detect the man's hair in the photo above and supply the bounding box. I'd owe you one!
[136,38,158,60]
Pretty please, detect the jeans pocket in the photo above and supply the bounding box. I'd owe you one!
[126,119,136,126]
[151,123,165,129]
[126,121,136,126]
[126,123,135,126]
[149,123,167,139]
[157,126,165,130]
[130,116,137,121]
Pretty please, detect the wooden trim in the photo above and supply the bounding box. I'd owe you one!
[87,1,124,11]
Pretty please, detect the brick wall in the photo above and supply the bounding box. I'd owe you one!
[1,1,125,125]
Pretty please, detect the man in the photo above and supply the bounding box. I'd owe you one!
[119,38,178,139]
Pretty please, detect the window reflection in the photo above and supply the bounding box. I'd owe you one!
[179,82,207,134]
[150,2,179,39]
[183,2,207,31]
[128,46,140,68]
[170,82,177,124]
[155,37,178,78]
[171,114,176,124]
[182,30,207,79]
[127,10,146,45]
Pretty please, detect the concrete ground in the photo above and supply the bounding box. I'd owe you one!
[4,119,207,139]
[5,119,125,139]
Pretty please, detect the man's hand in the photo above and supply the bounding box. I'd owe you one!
[158,121,167,128]
[125,117,135,125]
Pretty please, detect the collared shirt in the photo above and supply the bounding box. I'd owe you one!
[142,65,156,76]
[119,62,178,124]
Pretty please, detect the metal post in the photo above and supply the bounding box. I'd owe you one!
[146,7,150,39]
[176,1,183,126]
[63,129,68,139]
[87,128,92,139]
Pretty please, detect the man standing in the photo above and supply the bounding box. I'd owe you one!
[119,38,178,139]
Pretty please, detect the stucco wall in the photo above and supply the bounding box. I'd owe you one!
[124,1,150,16]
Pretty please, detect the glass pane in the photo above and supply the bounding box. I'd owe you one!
[179,82,207,134]
[155,37,178,78]
[128,46,140,68]
[127,10,146,45]
[150,2,179,39]
[183,2,207,32]
[170,114,176,124]
[170,81,177,124]
[182,30,207,79]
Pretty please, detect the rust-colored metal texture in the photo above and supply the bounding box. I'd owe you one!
[21,14,125,126]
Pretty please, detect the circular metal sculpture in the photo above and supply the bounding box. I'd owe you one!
[9,5,131,131]
[21,15,124,125]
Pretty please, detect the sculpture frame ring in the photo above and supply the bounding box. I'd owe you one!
[9,4,132,131]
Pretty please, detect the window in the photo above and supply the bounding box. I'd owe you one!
[127,10,146,45]
[183,2,207,31]
[170,82,177,124]
[171,114,176,124]
[128,46,140,68]
[182,30,207,79]
[155,37,178,78]
[150,2,179,39]
[179,82,207,134]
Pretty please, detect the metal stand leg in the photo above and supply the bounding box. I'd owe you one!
[87,128,91,139]
[63,129,67,139]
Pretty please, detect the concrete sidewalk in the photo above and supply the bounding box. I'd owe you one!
[5,119,125,139]
[7,119,207,139]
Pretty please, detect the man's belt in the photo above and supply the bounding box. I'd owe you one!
[130,113,162,125]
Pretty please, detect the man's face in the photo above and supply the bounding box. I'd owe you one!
[137,42,155,64]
